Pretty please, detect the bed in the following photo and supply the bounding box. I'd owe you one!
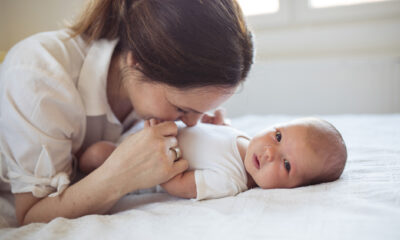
[0,114,399,239]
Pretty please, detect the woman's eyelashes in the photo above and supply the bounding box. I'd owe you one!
[275,130,282,142]
[176,107,188,114]
[284,159,291,172]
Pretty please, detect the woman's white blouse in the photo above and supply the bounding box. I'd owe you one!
[0,29,136,197]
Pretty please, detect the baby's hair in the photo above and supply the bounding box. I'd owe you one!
[302,118,347,185]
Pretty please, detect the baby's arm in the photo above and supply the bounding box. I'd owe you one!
[161,170,196,199]
[79,141,116,174]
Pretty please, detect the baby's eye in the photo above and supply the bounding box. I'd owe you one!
[275,131,282,142]
[284,159,291,172]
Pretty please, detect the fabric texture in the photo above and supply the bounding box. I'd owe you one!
[177,123,249,200]
[0,29,135,198]
[0,114,399,239]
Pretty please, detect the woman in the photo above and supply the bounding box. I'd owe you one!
[0,0,253,225]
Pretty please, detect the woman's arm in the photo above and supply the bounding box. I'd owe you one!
[161,171,196,199]
[15,165,125,225]
[15,121,188,225]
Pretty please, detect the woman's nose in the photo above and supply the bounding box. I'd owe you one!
[180,114,201,127]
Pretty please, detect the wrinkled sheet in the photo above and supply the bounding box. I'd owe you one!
[0,114,399,240]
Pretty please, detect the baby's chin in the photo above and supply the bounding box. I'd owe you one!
[257,181,278,189]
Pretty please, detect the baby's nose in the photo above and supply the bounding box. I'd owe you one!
[264,146,277,163]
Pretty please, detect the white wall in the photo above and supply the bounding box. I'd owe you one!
[0,0,85,52]
[223,0,400,116]
[1,0,399,116]
[224,56,400,116]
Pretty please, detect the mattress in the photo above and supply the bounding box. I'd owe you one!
[0,114,399,239]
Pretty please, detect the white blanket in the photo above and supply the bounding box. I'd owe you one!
[0,114,399,239]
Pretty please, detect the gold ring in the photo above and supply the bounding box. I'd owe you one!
[170,147,181,161]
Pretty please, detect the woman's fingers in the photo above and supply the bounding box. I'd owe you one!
[165,136,178,148]
[154,121,178,136]
[140,121,181,165]
[149,118,158,126]
[146,119,177,136]
[170,158,189,178]
[144,120,150,128]
[166,137,179,160]
[145,120,180,161]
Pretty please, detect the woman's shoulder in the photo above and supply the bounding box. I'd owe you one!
[0,30,89,125]
[2,29,88,77]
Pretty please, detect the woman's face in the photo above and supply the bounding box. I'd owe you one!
[124,79,235,127]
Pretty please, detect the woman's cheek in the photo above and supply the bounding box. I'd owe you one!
[156,108,180,121]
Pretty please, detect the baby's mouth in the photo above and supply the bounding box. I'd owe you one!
[253,154,260,169]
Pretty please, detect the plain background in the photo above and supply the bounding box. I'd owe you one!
[1,0,399,117]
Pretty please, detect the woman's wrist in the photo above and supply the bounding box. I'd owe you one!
[17,164,130,224]
[90,163,132,202]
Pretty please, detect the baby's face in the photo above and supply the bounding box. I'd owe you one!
[244,121,323,189]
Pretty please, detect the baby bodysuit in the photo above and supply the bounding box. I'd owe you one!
[177,123,249,200]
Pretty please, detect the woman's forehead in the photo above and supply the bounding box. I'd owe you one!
[166,86,236,107]
[168,85,237,95]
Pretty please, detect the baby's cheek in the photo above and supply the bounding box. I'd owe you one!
[258,168,277,189]
[272,165,287,186]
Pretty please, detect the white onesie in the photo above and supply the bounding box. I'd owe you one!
[177,123,249,200]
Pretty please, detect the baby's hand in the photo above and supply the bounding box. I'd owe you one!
[201,109,231,126]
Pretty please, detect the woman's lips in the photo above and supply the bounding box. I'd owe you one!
[253,154,260,169]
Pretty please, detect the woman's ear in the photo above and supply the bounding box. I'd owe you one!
[125,51,139,67]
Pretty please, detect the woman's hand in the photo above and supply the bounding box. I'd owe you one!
[101,120,188,194]
[201,108,231,126]
[15,120,186,225]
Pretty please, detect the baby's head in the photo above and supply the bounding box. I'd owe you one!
[244,117,347,189]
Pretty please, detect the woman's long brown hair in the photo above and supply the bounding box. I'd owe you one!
[70,0,253,89]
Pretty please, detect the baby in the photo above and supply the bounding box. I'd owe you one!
[79,117,347,200]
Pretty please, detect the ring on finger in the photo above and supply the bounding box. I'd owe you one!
[169,146,182,161]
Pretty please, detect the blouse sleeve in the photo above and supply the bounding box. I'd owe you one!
[0,64,86,198]
[194,169,247,201]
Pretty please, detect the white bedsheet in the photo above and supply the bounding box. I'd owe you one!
[0,114,399,240]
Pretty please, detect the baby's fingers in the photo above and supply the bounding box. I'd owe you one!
[213,109,225,125]
[201,114,213,123]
